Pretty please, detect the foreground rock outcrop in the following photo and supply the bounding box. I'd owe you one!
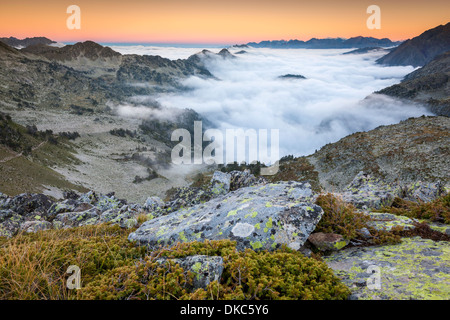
[129,181,323,251]
[325,237,450,300]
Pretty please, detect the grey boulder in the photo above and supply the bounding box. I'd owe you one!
[128,181,323,251]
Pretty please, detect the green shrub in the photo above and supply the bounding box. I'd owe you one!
[1,224,350,300]
[80,240,350,300]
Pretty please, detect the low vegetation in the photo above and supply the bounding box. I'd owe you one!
[0,224,350,300]
[0,113,85,195]
[315,193,401,245]
[380,193,450,224]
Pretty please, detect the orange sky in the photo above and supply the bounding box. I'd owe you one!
[0,0,449,44]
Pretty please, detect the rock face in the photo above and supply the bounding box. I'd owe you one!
[128,181,323,251]
[376,22,450,67]
[376,50,450,116]
[324,237,450,300]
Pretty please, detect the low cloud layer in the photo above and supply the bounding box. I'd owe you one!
[115,46,432,159]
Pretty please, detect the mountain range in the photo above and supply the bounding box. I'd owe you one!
[0,24,449,301]
[246,36,402,49]
[0,23,449,198]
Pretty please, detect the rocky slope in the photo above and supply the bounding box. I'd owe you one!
[0,40,218,202]
[307,115,449,192]
[376,51,450,116]
[376,22,450,67]
[268,116,450,197]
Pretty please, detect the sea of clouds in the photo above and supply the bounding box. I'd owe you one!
[110,45,432,160]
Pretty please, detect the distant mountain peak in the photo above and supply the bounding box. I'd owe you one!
[22,40,121,61]
[376,22,450,67]
[0,36,55,48]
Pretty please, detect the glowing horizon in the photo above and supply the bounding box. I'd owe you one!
[1,0,449,45]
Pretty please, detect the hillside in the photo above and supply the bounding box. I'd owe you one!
[0,40,216,202]
[376,22,450,67]
[376,51,450,116]
[0,112,86,197]
[307,116,449,192]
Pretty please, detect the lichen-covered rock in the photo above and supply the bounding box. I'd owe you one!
[164,186,213,213]
[47,199,94,218]
[403,181,445,203]
[100,204,142,228]
[308,232,349,251]
[143,196,164,211]
[367,212,419,231]
[78,191,125,212]
[157,255,224,289]
[53,208,101,229]
[342,172,400,209]
[324,237,450,300]
[0,210,24,238]
[128,181,322,251]
[209,171,231,196]
[20,220,52,233]
[0,193,54,220]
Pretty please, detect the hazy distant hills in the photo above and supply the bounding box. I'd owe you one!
[376,22,450,67]
[0,36,56,48]
[246,36,402,49]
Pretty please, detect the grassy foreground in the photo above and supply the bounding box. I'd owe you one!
[0,223,350,300]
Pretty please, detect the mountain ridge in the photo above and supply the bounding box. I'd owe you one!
[376,50,450,116]
[376,22,450,67]
[0,36,56,48]
[245,36,402,49]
